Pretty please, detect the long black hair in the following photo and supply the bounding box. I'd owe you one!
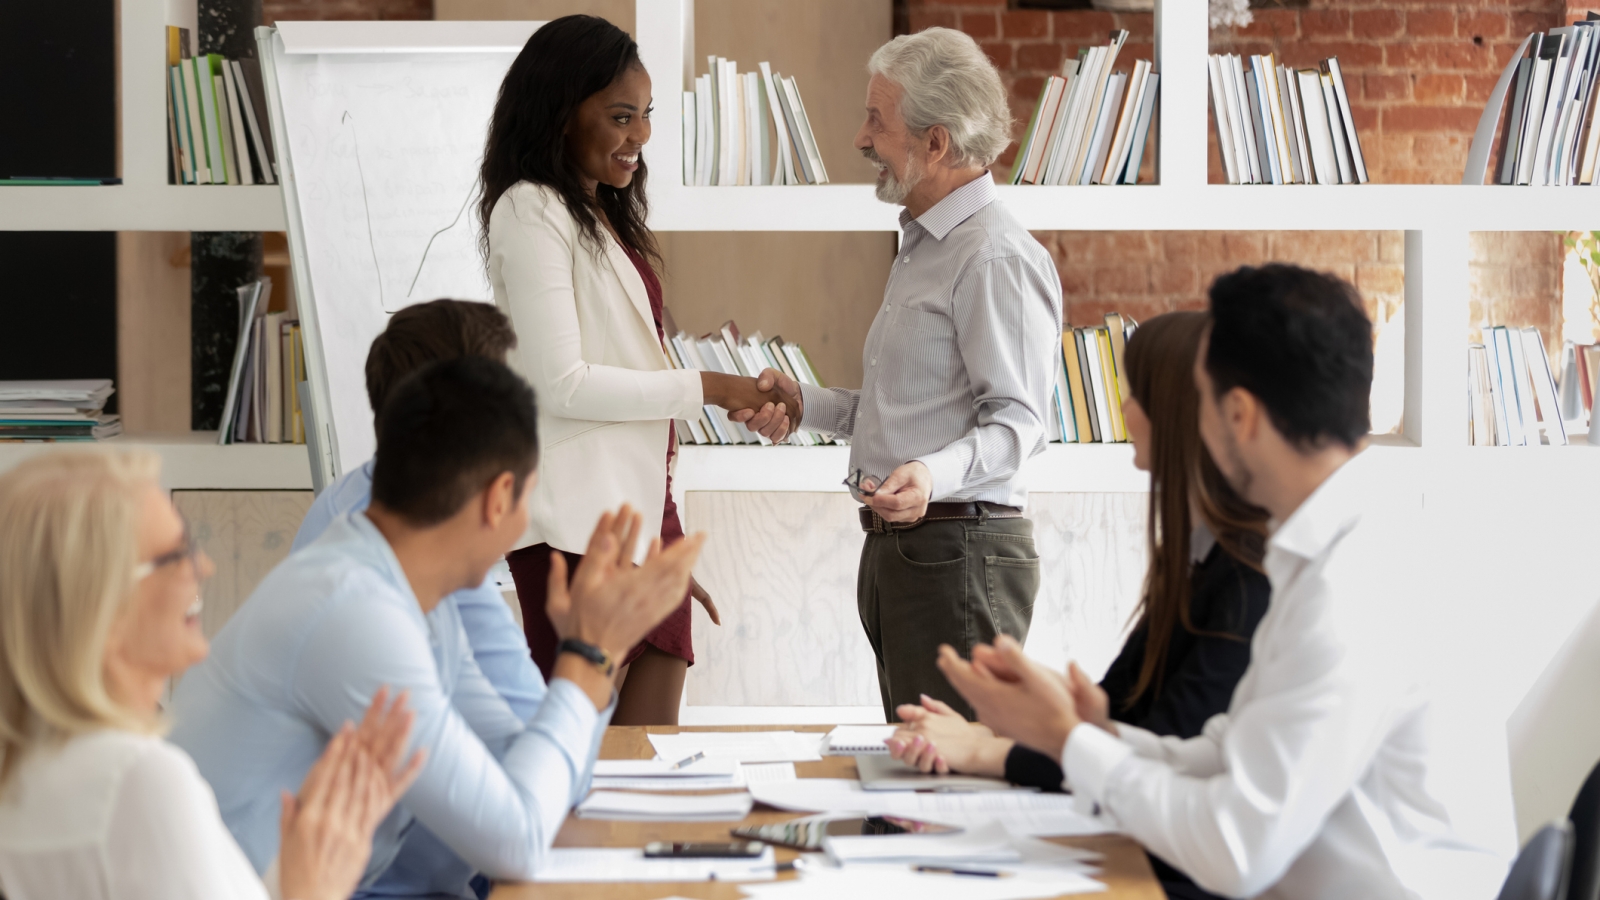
[477,15,659,267]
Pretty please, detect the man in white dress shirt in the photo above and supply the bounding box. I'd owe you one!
[739,28,1063,722]
[936,264,1508,899]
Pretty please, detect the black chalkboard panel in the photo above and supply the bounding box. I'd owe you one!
[0,233,119,414]
[0,3,115,179]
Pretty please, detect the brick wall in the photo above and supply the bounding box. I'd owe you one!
[261,0,431,24]
[897,0,1580,347]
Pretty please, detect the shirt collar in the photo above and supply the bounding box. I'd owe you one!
[898,170,997,240]
[1190,522,1216,565]
[1266,449,1375,563]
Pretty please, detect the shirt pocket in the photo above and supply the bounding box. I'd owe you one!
[881,305,958,404]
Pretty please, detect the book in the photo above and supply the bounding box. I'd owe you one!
[786,76,828,184]
[1209,56,1239,185]
[1320,69,1353,183]
[759,62,794,185]
[180,59,212,183]
[1080,72,1126,185]
[1053,343,1078,443]
[695,75,713,185]
[218,280,265,444]
[1521,327,1567,444]
[1298,69,1337,185]
[220,60,253,185]
[1096,326,1127,441]
[1325,58,1367,183]
[1061,333,1093,442]
[1231,55,1262,184]
[1009,77,1051,184]
[236,59,278,182]
[822,725,896,756]
[1121,74,1160,184]
[1468,344,1496,446]
[774,72,814,184]
[1500,49,1535,185]
[1101,59,1149,184]
[168,66,193,184]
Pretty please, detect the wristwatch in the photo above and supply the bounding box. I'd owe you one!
[558,638,616,677]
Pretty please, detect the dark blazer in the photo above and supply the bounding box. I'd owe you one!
[1003,539,1270,789]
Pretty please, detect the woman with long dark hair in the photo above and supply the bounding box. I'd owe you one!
[481,15,783,725]
[885,311,1270,900]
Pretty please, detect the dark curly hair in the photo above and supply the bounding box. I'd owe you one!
[477,15,659,268]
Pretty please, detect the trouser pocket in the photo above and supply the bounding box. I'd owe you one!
[983,553,1039,642]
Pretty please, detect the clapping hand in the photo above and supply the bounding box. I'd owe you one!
[886,694,1007,776]
[546,505,706,661]
[278,688,425,900]
[936,634,1082,758]
[729,368,803,442]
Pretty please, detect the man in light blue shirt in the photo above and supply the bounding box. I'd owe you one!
[290,300,543,898]
[172,358,704,893]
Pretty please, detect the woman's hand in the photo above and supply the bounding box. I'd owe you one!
[703,372,793,440]
[278,691,425,900]
[690,575,720,625]
[885,695,1013,777]
[1067,662,1117,736]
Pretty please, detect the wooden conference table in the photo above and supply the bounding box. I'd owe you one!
[490,725,1164,900]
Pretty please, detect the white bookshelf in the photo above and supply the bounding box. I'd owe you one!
[7,0,1595,491]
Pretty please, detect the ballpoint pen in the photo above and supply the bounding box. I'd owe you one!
[670,751,706,770]
[913,865,1011,878]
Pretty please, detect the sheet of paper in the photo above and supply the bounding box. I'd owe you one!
[594,758,741,778]
[738,862,1104,900]
[649,731,823,763]
[824,821,1021,864]
[748,779,1115,836]
[578,789,754,821]
[744,763,798,784]
[533,846,776,882]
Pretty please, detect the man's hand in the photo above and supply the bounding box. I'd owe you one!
[864,460,932,523]
[729,368,802,442]
[690,575,720,625]
[705,372,792,441]
[937,634,1081,758]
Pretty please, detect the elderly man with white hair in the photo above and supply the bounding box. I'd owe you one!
[740,28,1063,722]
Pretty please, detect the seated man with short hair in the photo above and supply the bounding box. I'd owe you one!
[939,264,1507,900]
[172,357,702,891]
[291,299,539,898]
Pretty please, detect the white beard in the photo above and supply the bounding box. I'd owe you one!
[867,148,922,206]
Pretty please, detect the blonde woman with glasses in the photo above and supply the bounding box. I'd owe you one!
[0,450,423,900]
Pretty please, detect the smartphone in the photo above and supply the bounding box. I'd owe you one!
[643,841,766,859]
[732,815,960,852]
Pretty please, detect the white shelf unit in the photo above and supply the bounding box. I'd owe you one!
[0,1,290,233]
[0,432,311,490]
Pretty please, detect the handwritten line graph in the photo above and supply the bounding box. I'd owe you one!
[341,111,482,312]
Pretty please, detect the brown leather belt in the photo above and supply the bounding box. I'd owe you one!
[858,501,1023,534]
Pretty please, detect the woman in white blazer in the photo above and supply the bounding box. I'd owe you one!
[0,449,422,900]
[478,15,788,725]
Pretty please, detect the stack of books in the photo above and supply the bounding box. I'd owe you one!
[682,59,828,186]
[1051,314,1137,444]
[1485,16,1600,186]
[663,321,840,447]
[1558,340,1599,428]
[1008,30,1159,186]
[164,26,277,186]
[1208,53,1367,185]
[0,380,122,442]
[1468,326,1574,446]
[218,280,306,445]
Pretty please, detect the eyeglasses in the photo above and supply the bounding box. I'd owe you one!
[842,468,883,498]
[133,517,202,581]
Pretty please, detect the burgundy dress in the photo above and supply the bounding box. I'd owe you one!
[504,247,694,680]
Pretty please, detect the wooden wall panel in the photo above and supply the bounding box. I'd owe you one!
[682,491,1148,710]
[174,490,313,637]
[116,231,191,433]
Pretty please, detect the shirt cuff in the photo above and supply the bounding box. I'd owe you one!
[913,446,966,503]
[797,382,836,433]
[1063,721,1134,806]
[675,367,705,417]
[1114,723,1163,759]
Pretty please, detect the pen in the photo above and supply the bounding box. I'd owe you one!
[914,865,1011,878]
[669,751,705,770]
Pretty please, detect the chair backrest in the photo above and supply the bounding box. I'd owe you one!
[1497,821,1575,900]
[1568,757,1600,900]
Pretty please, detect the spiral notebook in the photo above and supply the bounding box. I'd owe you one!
[822,725,897,756]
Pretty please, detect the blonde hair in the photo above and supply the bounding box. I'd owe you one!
[0,449,164,786]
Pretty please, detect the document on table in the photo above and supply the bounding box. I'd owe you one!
[591,762,798,792]
[823,820,1022,864]
[532,846,776,882]
[648,731,823,763]
[748,778,1114,836]
[738,861,1105,900]
[577,790,755,821]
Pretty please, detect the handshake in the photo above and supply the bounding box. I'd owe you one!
[703,369,804,442]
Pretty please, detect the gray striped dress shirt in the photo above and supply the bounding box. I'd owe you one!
[797,172,1063,508]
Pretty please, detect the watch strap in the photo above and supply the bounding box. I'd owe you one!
[558,637,616,677]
